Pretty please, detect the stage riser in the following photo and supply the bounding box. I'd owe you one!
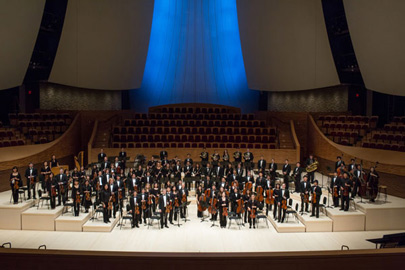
[82,216,119,232]
[55,212,91,232]
[356,206,405,231]
[0,201,34,230]
[21,206,63,231]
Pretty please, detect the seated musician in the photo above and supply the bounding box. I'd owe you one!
[247,193,258,229]
[310,180,322,218]
[300,175,311,213]
[277,183,290,223]
[219,192,229,228]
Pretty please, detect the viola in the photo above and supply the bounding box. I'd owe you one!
[85,191,91,201]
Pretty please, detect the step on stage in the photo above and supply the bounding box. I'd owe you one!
[55,212,91,232]
[0,191,34,230]
[21,205,64,231]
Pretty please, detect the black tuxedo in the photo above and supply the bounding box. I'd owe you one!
[335,160,345,172]
[282,164,291,189]
[300,181,311,212]
[56,173,68,205]
[98,153,107,162]
[311,186,322,218]
[184,158,193,166]
[277,188,290,222]
[129,195,140,227]
[330,176,341,207]
[257,159,266,172]
[292,167,303,192]
[269,162,278,180]
[25,167,38,199]
[158,194,170,227]
[101,161,111,170]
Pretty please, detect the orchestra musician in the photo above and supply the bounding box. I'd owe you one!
[282,159,291,190]
[269,158,277,181]
[243,149,254,171]
[173,161,182,182]
[108,178,117,218]
[150,182,160,214]
[243,189,251,223]
[257,156,266,174]
[47,173,57,209]
[264,174,273,215]
[219,191,229,228]
[101,156,110,171]
[56,168,68,206]
[71,179,81,216]
[10,166,22,204]
[367,166,379,202]
[160,149,168,161]
[184,153,193,166]
[115,175,125,216]
[247,193,258,229]
[25,162,37,200]
[351,164,363,198]
[277,183,290,223]
[348,158,356,172]
[196,185,205,218]
[311,180,322,218]
[183,161,193,189]
[209,185,218,221]
[330,171,341,207]
[40,161,51,191]
[50,155,59,168]
[166,187,174,224]
[200,147,209,167]
[130,190,140,228]
[306,154,316,183]
[158,188,170,228]
[211,150,220,169]
[230,187,241,213]
[340,172,352,211]
[233,147,242,165]
[82,179,92,213]
[98,149,107,163]
[335,156,345,172]
[300,175,311,213]
[118,147,127,171]
[213,164,223,183]
[222,149,230,167]
[139,188,149,224]
[100,183,111,224]
[292,162,303,193]
[179,182,188,219]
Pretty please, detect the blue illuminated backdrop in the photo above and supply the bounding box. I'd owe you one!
[131,0,258,112]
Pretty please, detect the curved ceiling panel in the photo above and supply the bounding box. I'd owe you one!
[0,0,45,90]
[49,0,154,90]
[237,0,339,92]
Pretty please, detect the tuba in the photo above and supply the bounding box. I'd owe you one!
[306,160,319,173]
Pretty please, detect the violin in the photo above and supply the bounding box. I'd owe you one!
[174,197,180,208]
[118,189,123,200]
[135,204,140,215]
[85,191,91,201]
[281,199,287,210]
[59,183,65,194]
[181,193,187,203]
[304,193,309,203]
[148,195,153,205]
[343,185,349,197]
[142,201,147,210]
[256,186,264,202]
[166,201,172,213]
[108,199,113,210]
[333,187,339,198]
[13,178,19,190]
[222,206,228,217]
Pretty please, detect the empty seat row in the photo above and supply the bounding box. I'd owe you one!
[123,118,265,128]
[112,142,277,150]
[362,142,405,152]
[0,139,25,147]
[318,115,378,124]
[113,134,276,144]
[152,107,232,114]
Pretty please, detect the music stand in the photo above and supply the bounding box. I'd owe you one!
[326,187,333,208]
[210,213,219,227]
[174,207,182,227]
[182,201,191,222]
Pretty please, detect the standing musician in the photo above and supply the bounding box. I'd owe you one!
[340,172,352,211]
[230,187,241,213]
[130,190,140,228]
[98,149,107,163]
[222,149,230,167]
[243,149,254,171]
[179,182,189,219]
[158,188,170,228]
[306,154,316,183]
[247,194,258,229]
[282,159,291,190]
[10,166,22,204]
[311,180,322,218]
[264,175,274,215]
[139,188,149,224]
[115,175,125,216]
[118,147,127,171]
[233,147,242,165]
[160,148,168,161]
[128,174,139,193]
[183,161,193,189]
[101,156,110,171]
[82,179,92,213]
[25,162,37,200]
[269,158,278,181]
[50,155,59,168]
[243,189,251,223]
[277,183,290,223]
[56,168,68,206]
[335,156,345,172]
[108,178,118,219]
[200,147,209,167]
[213,164,224,183]
[184,153,193,166]
[211,150,220,168]
[71,179,81,216]
[367,166,379,203]
[236,163,244,178]
[173,161,182,182]
[219,191,229,228]
[348,159,357,172]
[142,171,154,188]
[300,175,311,213]
[150,182,160,214]
[330,172,341,207]
[166,187,174,224]
[209,185,219,221]
[292,162,303,193]
[113,157,122,175]
[196,185,206,218]
[100,183,111,224]
[48,173,57,209]
[40,161,51,191]
[257,156,267,174]
[71,167,81,185]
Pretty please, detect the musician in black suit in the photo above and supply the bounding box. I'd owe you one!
[203,163,213,179]
[244,170,255,191]
[200,147,209,167]
[255,172,265,190]
[230,188,241,213]
[348,159,356,172]
[247,194,259,229]
[100,156,110,171]
[100,183,111,224]
[273,183,281,220]
[179,183,189,218]
[128,174,139,193]
[108,178,118,218]
[158,189,170,228]
[292,162,303,193]
[129,190,140,228]
[306,154,316,183]
[10,167,22,204]
[300,175,311,213]
[118,147,127,171]
[257,156,266,174]
[183,162,193,189]
[142,171,154,188]
[335,156,345,172]
[184,154,193,166]
[98,149,107,163]
[330,172,341,207]
[340,172,351,211]
[264,174,273,215]
[227,170,240,189]
[25,162,38,200]
[311,180,322,218]
[166,187,175,224]
[236,163,244,178]
[209,185,219,221]
[243,149,254,171]
[269,158,278,180]
[282,159,291,190]
[139,188,149,224]
[233,147,242,165]
[352,164,363,198]
[50,155,59,168]
[277,183,290,223]
[213,165,224,182]
[56,168,68,205]
[160,149,168,161]
[71,179,82,216]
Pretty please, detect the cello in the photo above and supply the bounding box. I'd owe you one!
[236,198,244,214]
[208,197,217,215]
[256,186,264,202]
[198,194,207,212]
